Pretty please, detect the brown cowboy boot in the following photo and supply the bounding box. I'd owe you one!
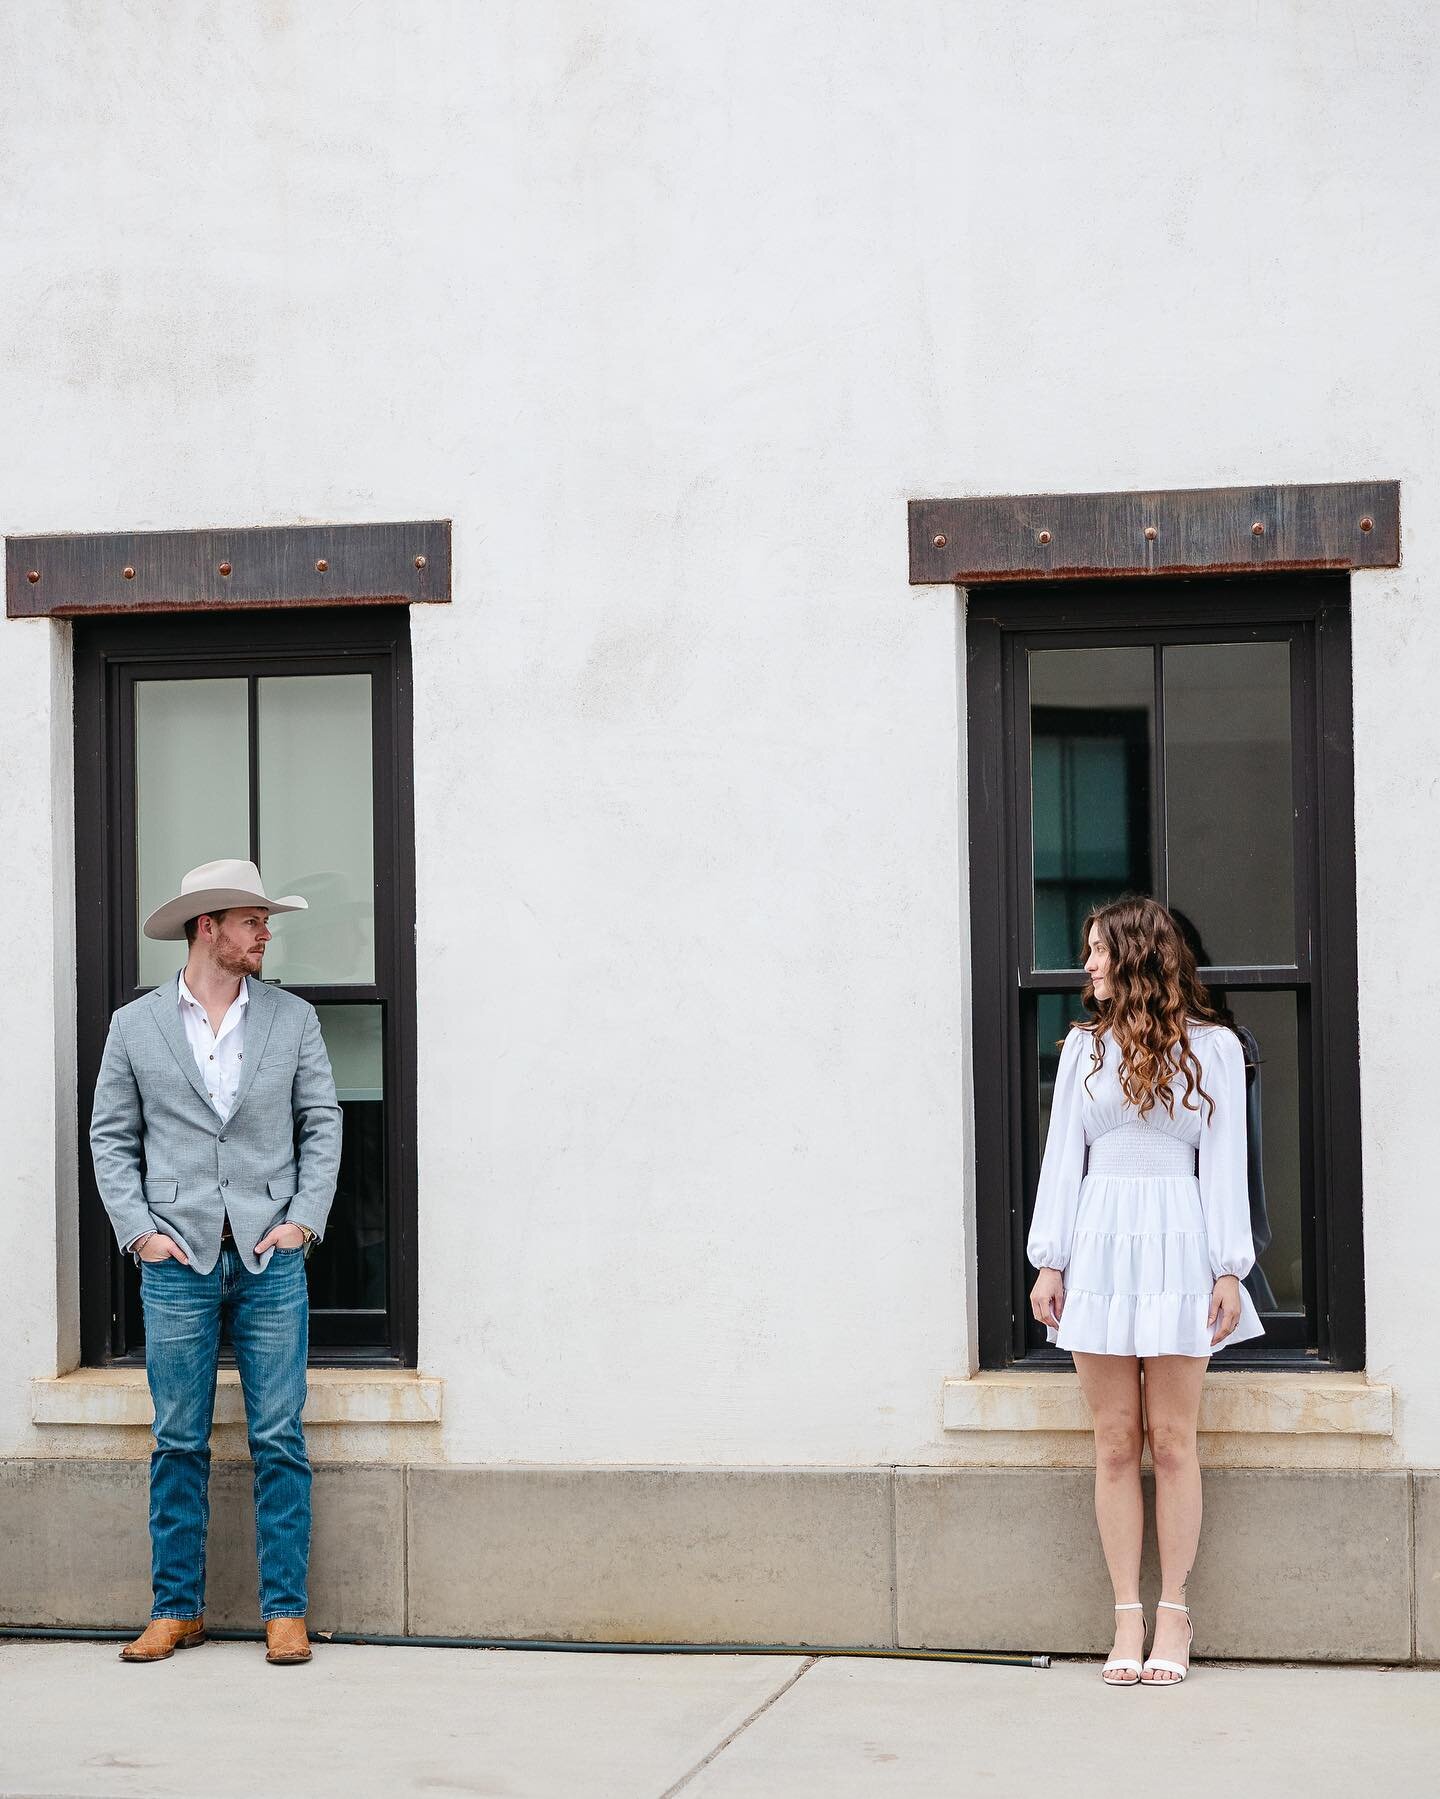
[119,1616,206,1662]
[265,1616,312,1664]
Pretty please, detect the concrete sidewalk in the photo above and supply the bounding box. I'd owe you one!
[0,1639,1435,1798]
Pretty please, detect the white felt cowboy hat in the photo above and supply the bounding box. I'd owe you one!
[142,858,309,941]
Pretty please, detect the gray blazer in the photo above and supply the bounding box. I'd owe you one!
[89,975,343,1276]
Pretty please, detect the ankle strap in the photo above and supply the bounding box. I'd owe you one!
[1156,1600,1189,1612]
[1114,1603,1144,1611]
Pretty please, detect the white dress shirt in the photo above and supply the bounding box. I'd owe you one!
[178,971,248,1122]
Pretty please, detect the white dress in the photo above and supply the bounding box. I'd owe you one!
[1026,1022,1265,1358]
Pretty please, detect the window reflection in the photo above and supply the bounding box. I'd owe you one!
[1164,642,1294,967]
[258,675,375,986]
[309,1005,386,1313]
[1029,649,1153,969]
[1222,990,1303,1314]
[134,680,249,988]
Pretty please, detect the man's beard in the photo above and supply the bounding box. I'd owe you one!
[213,937,262,978]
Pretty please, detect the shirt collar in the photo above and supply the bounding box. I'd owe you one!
[177,971,249,1014]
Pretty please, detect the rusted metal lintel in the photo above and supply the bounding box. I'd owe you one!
[6,519,451,618]
[908,481,1399,585]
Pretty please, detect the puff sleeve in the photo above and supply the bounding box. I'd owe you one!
[1026,1027,1089,1273]
[1196,1026,1257,1281]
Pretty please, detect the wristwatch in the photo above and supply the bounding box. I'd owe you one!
[297,1224,317,1259]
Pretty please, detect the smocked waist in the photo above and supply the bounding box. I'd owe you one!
[1086,1122,1197,1178]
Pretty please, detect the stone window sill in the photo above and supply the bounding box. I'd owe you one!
[943,1369,1392,1437]
[32,1367,443,1429]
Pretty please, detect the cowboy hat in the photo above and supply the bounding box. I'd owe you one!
[142,858,309,941]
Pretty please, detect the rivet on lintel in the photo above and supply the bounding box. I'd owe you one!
[1251,522,1265,537]
[414,555,427,570]
[315,559,329,572]
[219,562,233,576]
[1038,530,1052,546]
[123,566,136,580]
[1359,517,1374,533]
[932,534,947,549]
[1143,525,1158,542]
[26,570,39,584]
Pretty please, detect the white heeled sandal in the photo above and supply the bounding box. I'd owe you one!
[1141,1600,1194,1684]
[1102,1602,1146,1686]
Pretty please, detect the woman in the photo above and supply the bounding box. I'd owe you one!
[1027,896,1264,1688]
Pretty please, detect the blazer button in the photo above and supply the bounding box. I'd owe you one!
[218,1134,227,1143]
[221,1178,230,1187]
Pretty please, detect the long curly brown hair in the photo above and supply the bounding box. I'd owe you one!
[1074,895,1230,1121]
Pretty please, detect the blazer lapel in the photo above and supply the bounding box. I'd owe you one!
[225,976,278,1124]
[149,979,220,1113]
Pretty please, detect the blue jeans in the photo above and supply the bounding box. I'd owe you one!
[140,1244,310,1621]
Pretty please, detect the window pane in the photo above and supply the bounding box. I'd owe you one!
[1035,989,1304,1317]
[135,679,249,988]
[257,675,374,985]
[1164,642,1294,966]
[1212,990,1304,1314]
[309,1004,386,1314]
[1029,648,1154,968]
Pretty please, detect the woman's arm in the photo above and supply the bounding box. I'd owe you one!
[1026,1028,1088,1273]
[1197,1026,1258,1281]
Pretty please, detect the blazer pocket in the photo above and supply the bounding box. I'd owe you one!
[268,1175,299,1201]
[144,1177,178,1206]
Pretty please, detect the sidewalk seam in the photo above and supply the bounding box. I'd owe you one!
[655,1655,818,1798]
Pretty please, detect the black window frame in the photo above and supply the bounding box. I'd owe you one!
[968,573,1363,1371]
[74,606,419,1367]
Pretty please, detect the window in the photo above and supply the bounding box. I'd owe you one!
[74,608,417,1365]
[967,576,1362,1370]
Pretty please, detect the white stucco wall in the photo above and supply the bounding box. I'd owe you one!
[0,0,1435,1465]
[0,621,76,1437]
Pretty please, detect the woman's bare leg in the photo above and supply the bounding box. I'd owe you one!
[1072,1352,1145,1675]
[1139,1353,1208,1681]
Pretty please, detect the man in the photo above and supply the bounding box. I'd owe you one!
[89,857,342,1666]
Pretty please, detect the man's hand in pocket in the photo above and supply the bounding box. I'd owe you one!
[254,1222,308,1255]
[138,1233,189,1264]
